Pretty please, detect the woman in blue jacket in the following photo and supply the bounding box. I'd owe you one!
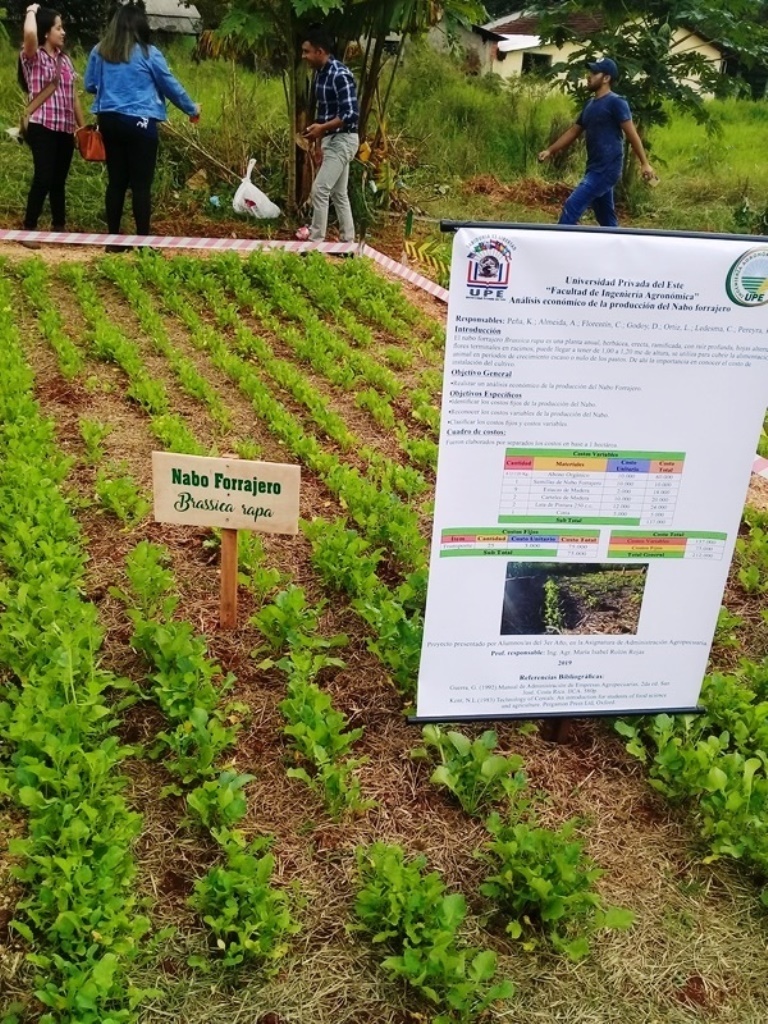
[85,4,199,250]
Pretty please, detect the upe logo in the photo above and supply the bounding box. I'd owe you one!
[726,247,768,307]
[466,237,514,300]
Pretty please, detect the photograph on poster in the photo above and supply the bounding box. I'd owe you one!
[500,562,647,636]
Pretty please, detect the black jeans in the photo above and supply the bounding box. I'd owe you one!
[23,122,75,230]
[98,112,159,235]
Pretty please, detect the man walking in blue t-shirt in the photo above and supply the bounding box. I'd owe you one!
[538,58,654,227]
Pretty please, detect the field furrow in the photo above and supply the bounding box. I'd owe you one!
[3,250,768,1024]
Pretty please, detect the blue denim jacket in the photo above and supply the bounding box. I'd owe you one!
[84,43,196,120]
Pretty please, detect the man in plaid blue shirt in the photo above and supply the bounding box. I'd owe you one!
[300,27,359,243]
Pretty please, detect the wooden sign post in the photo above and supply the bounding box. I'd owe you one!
[151,452,301,630]
[219,528,239,629]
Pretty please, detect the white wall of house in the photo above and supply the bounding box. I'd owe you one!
[454,23,724,94]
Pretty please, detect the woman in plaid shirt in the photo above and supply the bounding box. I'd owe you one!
[20,4,84,248]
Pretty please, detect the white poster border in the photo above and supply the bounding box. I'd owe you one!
[413,222,768,722]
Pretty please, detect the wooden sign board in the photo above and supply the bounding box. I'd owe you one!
[152,452,301,535]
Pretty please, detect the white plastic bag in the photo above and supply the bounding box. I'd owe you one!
[232,158,281,219]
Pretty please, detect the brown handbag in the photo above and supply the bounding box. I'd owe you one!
[75,124,106,162]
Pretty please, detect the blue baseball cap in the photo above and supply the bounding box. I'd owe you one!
[588,58,618,81]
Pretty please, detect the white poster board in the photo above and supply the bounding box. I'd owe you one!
[416,227,768,719]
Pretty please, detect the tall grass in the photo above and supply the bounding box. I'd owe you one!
[1,38,768,235]
[0,41,285,231]
[389,43,575,181]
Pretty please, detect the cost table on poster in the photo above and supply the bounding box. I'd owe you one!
[499,448,685,527]
[440,527,600,559]
[608,530,727,560]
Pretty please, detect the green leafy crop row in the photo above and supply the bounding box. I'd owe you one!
[115,541,299,967]
[615,510,768,896]
[304,517,425,697]
[412,725,527,816]
[94,464,151,527]
[167,255,434,486]
[15,259,85,379]
[253,585,373,819]
[0,270,149,1023]
[133,254,427,572]
[60,264,204,457]
[231,253,445,441]
[354,843,513,1024]
[412,725,634,960]
[99,257,233,434]
[616,685,768,897]
[114,541,242,790]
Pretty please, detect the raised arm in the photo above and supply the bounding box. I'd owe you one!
[23,3,40,59]
[538,123,583,163]
[621,119,655,180]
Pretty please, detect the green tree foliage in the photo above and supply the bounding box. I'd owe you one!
[5,0,120,43]
[529,0,768,138]
[181,0,227,31]
[483,0,524,18]
[216,0,487,208]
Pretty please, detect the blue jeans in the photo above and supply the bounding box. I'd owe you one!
[559,168,620,227]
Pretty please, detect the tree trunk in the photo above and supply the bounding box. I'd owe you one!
[358,32,387,140]
[283,70,298,216]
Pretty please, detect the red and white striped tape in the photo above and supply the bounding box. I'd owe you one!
[0,229,451,292]
[360,244,450,302]
[4,226,766,481]
[0,229,450,298]
[0,228,358,255]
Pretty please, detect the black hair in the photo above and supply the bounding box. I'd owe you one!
[18,8,62,91]
[33,7,60,47]
[303,24,333,54]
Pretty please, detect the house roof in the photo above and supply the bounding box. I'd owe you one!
[487,12,604,38]
[480,10,724,54]
[144,0,201,33]
[498,34,542,52]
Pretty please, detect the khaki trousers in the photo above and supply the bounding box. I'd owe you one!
[309,131,358,242]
